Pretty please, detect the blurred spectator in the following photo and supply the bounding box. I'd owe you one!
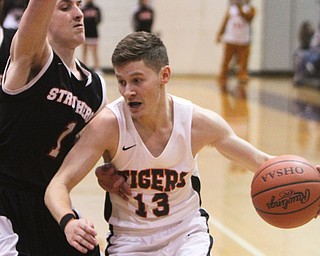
[82,0,102,73]
[310,21,320,49]
[299,20,314,50]
[293,21,320,87]
[2,0,27,29]
[216,0,255,86]
[132,0,154,33]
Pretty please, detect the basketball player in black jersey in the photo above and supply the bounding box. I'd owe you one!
[0,0,106,255]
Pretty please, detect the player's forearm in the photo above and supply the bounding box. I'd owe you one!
[15,0,54,56]
[44,181,74,224]
[217,134,273,172]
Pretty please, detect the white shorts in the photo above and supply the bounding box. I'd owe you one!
[85,38,99,46]
[106,209,214,256]
[0,216,19,256]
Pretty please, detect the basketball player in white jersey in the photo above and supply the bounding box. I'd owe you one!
[44,31,278,255]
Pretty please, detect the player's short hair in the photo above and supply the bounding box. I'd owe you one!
[112,31,169,73]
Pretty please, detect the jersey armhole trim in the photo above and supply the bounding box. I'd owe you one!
[2,49,54,95]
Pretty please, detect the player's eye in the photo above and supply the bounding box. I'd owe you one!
[118,80,126,87]
[60,4,70,11]
[133,78,142,84]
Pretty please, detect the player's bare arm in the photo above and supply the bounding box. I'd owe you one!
[4,0,53,91]
[45,107,119,215]
[45,107,119,252]
[216,12,228,44]
[191,104,272,172]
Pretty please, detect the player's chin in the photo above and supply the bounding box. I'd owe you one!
[129,111,143,120]
[72,31,85,43]
[74,36,85,47]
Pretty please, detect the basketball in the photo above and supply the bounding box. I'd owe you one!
[251,155,320,229]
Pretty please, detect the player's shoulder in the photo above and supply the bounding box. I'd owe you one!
[107,97,124,110]
[170,94,192,105]
[91,106,118,129]
[192,103,224,127]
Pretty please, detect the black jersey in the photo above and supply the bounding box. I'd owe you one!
[82,3,101,39]
[0,51,106,193]
[133,6,154,33]
[0,28,16,75]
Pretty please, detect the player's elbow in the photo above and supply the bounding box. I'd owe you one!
[44,181,55,211]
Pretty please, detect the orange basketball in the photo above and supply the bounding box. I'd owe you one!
[251,155,320,229]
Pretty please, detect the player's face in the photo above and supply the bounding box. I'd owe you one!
[115,60,169,120]
[48,0,85,48]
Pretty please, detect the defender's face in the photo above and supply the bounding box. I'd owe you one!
[115,60,163,120]
[48,0,85,48]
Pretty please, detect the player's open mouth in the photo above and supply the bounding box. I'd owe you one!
[128,102,142,108]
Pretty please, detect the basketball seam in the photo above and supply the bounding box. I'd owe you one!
[251,180,320,198]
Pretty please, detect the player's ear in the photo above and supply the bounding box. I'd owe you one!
[159,65,171,85]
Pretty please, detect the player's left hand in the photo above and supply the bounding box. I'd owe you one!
[64,218,98,254]
[95,163,132,201]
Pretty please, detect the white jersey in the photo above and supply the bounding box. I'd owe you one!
[223,4,252,45]
[106,95,201,231]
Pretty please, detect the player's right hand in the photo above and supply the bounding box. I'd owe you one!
[95,163,132,201]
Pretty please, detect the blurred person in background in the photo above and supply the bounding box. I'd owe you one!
[132,0,154,33]
[2,0,27,29]
[82,0,102,73]
[298,20,314,50]
[216,0,255,87]
[294,21,320,87]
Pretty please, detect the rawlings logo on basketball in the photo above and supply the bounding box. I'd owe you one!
[261,166,304,182]
[266,189,310,210]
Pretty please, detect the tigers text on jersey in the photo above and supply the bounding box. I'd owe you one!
[105,95,201,231]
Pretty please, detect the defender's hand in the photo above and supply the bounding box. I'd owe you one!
[95,163,132,201]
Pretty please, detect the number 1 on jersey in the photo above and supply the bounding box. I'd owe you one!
[49,122,76,158]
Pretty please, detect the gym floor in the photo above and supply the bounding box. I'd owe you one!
[71,74,320,256]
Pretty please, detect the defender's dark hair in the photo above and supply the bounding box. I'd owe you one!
[112,31,169,73]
